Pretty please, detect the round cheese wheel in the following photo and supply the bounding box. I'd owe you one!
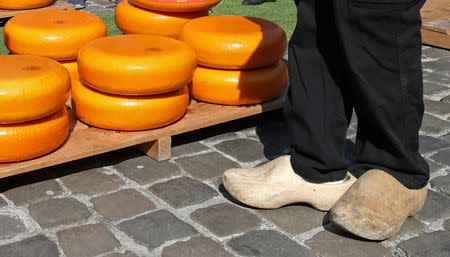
[4,10,107,61]
[61,60,79,84]
[71,80,190,131]
[0,55,70,124]
[0,0,52,10]
[115,0,208,37]
[190,61,288,105]
[78,34,197,95]
[132,0,220,12]
[0,107,69,163]
[180,15,287,69]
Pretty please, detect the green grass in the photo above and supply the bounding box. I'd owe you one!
[0,0,296,55]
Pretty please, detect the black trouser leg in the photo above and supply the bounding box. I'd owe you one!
[333,0,429,189]
[284,0,352,183]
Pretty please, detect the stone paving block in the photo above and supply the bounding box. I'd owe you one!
[423,72,450,86]
[423,61,450,75]
[257,205,326,235]
[0,234,59,257]
[29,198,91,228]
[424,99,450,117]
[444,219,450,231]
[103,251,138,257]
[305,229,392,257]
[423,81,449,95]
[228,230,315,257]
[422,47,450,59]
[0,215,26,239]
[91,189,156,221]
[430,174,450,196]
[385,217,427,243]
[419,135,450,154]
[442,95,450,103]
[415,191,450,222]
[430,148,450,166]
[60,168,125,196]
[420,114,450,136]
[1,178,63,206]
[58,224,120,257]
[398,231,450,257]
[162,237,233,257]
[215,138,266,163]
[114,156,180,185]
[190,203,261,237]
[426,158,446,174]
[439,133,450,141]
[0,197,7,207]
[149,177,218,208]
[118,210,198,249]
[175,152,240,180]
[171,142,209,158]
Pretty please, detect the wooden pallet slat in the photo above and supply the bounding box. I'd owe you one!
[421,1,450,49]
[0,0,73,19]
[0,97,285,179]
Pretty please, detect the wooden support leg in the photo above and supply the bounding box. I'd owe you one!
[136,137,172,161]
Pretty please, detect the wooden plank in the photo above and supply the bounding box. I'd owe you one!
[0,97,284,179]
[423,18,450,34]
[136,137,172,161]
[421,7,450,22]
[0,0,73,19]
[422,0,450,11]
[422,27,450,49]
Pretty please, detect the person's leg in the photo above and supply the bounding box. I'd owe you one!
[285,0,353,184]
[222,0,357,211]
[330,0,429,240]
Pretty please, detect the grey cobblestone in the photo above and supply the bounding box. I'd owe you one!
[430,174,450,196]
[118,210,198,250]
[215,138,266,163]
[306,228,392,257]
[175,152,240,180]
[149,177,218,208]
[91,189,156,221]
[398,231,450,257]
[0,235,59,257]
[228,230,316,257]
[29,198,91,228]
[415,191,450,222]
[162,237,233,257]
[190,203,261,237]
[60,168,125,196]
[0,215,26,239]
[58,224,121,257]
[257,205,327,235]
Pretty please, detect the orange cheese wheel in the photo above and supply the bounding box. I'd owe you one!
[61,60,79,84]
[132,0,220,12]
[115,0,208,37]
[0,107,69,163]
[4,10,107,61]
[0,55,70,124]
[0,0,52,10]
[190,61,288,105]
[180,15,287,69]
[78,34,197,95]
[71,80,190,131]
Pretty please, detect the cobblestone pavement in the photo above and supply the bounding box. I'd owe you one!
[81,0,118,14]
[0,2,449,257]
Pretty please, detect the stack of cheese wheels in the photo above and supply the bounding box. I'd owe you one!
[0,55,70,163]
[115,0,219,37]
[4,10,107,84]
[73,34,195,131]
[180,15,288,105]
[0,0,52,10]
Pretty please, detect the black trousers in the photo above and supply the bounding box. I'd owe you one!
[284,0,429,189]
